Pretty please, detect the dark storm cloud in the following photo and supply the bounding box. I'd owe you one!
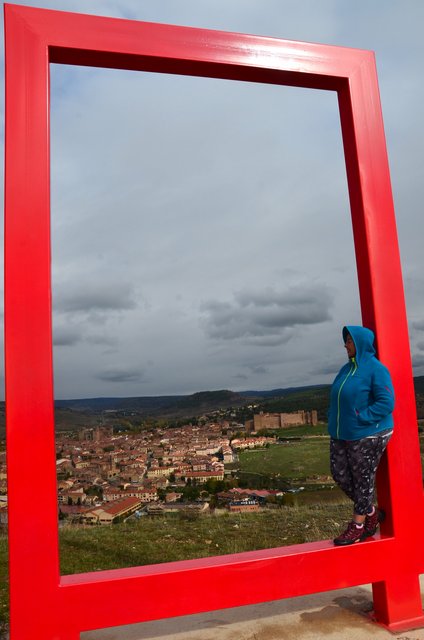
[200,285,333,343]
[53,322,119,348]
[232,373,249,381]
[247,335,295,347]
[85,334,119,347]
[53,326,118,348]
[54,282,137,315]
[248,365,269,375]
[96,367,146,383]
[53,326,81,347]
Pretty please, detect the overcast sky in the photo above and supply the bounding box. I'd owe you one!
[1,0,424,399]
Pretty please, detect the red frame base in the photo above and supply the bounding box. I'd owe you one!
[370,613,424,634]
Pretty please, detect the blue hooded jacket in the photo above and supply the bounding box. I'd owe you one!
[328,326,395,440]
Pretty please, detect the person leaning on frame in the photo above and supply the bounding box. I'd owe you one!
[328,325,394,545]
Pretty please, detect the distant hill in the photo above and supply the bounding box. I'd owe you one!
[0,375,423,436]
[54,389,252,421]
[414,375,424,395]
[49,375,424,425]
[54,395,185,412]
[53,385,330,414]
[256,385,331,422]
[239,384,330,399]
[170,389,249,412]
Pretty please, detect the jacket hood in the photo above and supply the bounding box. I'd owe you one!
[342,325,375,365]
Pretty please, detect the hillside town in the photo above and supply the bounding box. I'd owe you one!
[55,420,276,524]
[0,409,319,527]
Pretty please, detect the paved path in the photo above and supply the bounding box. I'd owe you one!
[84,580,424,640]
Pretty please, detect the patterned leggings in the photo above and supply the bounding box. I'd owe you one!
[330,431,392,515]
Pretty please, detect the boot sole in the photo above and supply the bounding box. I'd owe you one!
[333,537,365,546]
[333,531,368,546]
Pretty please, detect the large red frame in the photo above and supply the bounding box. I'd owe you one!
[4,4,424,638]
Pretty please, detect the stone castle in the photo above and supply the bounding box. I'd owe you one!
[245,410,318,432]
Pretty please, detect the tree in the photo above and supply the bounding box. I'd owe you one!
[205,479,227,494]
[86,485,103,499]
[182,485,200,501]
[208,494,218,509]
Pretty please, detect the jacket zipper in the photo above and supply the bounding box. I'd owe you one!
[336,358,357,438]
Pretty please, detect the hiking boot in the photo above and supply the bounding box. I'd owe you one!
[363,508,385,538]
[333,521,366,546]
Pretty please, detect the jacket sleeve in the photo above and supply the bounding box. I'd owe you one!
[357,365,395,425]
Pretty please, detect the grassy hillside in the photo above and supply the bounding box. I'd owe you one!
[54,390,249,414]
[58,502,351,574]
[172,389,248,411]
[0,500,352,632]
[55,395,185,412]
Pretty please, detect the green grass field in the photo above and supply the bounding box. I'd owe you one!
[238,439,331,480]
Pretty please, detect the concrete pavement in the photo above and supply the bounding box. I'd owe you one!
[83,579,424,640]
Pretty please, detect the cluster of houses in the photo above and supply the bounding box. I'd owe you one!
[54,422,277,525]
[0,409,318,527]
[216,487,285,512]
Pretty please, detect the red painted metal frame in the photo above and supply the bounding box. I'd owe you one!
[4,3,424,638]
